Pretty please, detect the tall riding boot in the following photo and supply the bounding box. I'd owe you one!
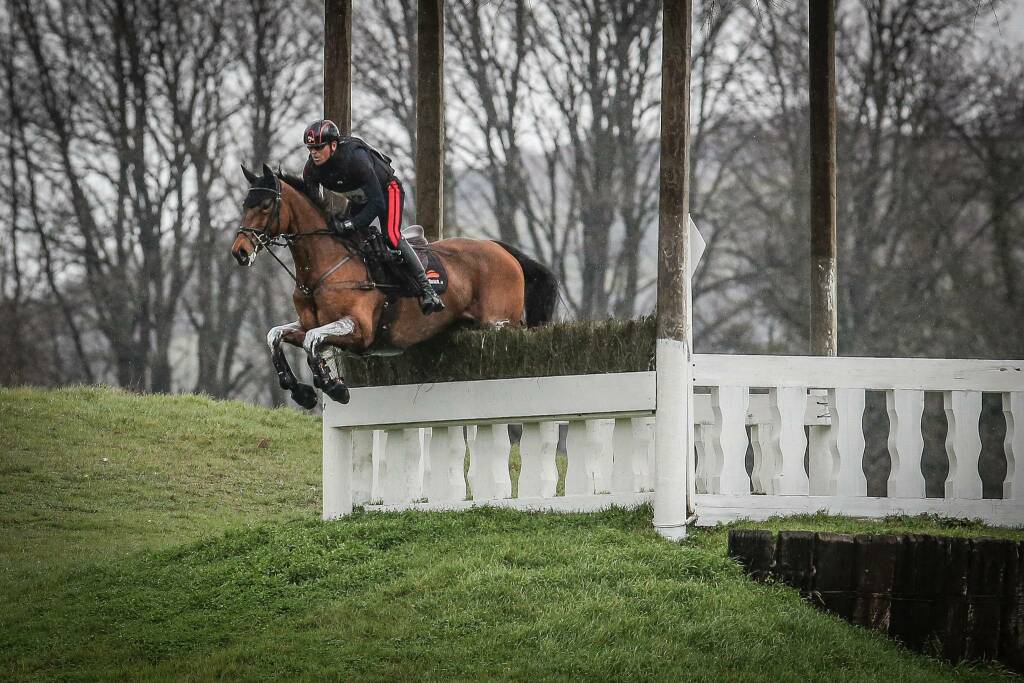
[396,239,445,314]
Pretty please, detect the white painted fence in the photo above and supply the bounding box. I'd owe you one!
[322,355,1024,527]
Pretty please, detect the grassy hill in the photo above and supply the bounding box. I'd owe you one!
[1,386,1020,682]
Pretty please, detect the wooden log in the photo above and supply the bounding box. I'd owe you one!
[776,531,816,591]
[1001,542,1024,673]
[727,529,775,581]
[811,532,856,620]
[965,538,1013,661]
[891,534,946,651]
[941,537,972,662]
[852,535,900,631]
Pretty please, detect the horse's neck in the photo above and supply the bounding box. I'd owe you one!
[283,194,360,274]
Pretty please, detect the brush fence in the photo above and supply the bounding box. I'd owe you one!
[322,355,1024,526]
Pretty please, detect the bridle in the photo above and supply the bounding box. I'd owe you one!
[236,185,354,298]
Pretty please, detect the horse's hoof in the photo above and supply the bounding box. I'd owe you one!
[291,384,318,410]
[324,381,350,404]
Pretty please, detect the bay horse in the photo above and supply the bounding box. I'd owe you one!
[230,164,558,409]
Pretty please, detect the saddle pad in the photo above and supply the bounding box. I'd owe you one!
[414,247,448,294]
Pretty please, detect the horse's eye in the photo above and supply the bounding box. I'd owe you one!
[261,199,273,211]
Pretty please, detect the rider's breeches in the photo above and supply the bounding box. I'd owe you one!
[383,178,404,248]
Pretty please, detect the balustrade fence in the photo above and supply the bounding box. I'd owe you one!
[322,355,1023,527]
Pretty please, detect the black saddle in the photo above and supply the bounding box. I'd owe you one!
[356,224,448,296]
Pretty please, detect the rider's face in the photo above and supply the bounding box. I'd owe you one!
[308,141,337,166]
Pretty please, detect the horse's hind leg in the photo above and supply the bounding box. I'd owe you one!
[303,317,358,405]
[267,321,318,409]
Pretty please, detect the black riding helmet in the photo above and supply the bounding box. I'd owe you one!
[303,119,342,147]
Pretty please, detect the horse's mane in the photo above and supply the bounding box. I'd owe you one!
[275,171,328,219]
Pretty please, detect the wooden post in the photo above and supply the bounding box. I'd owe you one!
[416,0,444,241]
[324,0,352,133]
[654,0,693,541]
[808,0,837,356]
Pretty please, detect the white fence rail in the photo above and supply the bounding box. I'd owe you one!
[323,355,1024,527]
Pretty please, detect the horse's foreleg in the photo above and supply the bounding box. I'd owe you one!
[303,317,358,405]
[267,321,318,409]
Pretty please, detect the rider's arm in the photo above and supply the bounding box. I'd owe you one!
[345,148,387,232]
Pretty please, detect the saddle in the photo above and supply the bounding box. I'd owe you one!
[357,223,448,296]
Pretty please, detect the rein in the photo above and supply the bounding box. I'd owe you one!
[236,186,391,298]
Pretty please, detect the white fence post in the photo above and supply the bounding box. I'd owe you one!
[519,421,559,498]
[827,388,866,496]
[470,423,511,500]
[322,425,353,519]
[750,423,772,494]
[1005,392,1023,500]
[634,417,655,491]
[712,386,750,495]
[426,425,467,502]
[351,429,374,506]
[591,419,615,494]
[694,422,713,494]
[611,417,644,494]
[769,387,809,495]
[565,420,592,495]
[943,390,983,499]
[886,389,926,498]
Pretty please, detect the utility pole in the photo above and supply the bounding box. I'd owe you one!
[324,0,352,133]
[808,0,838,356]
[654,0,693,541]
[416,0,445,241]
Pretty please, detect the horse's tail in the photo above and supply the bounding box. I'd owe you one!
[494,241,559,327]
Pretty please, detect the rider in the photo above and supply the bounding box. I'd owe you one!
[301,119,444,314]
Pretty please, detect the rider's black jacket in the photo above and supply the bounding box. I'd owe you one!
[302,139,395,231]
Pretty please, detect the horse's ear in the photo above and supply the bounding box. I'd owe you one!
[261,163,274,179]
[241,164,258,184]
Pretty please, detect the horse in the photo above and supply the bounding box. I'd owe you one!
[230,164,558,409]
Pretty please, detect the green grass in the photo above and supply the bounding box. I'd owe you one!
[2,386,1021,682]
